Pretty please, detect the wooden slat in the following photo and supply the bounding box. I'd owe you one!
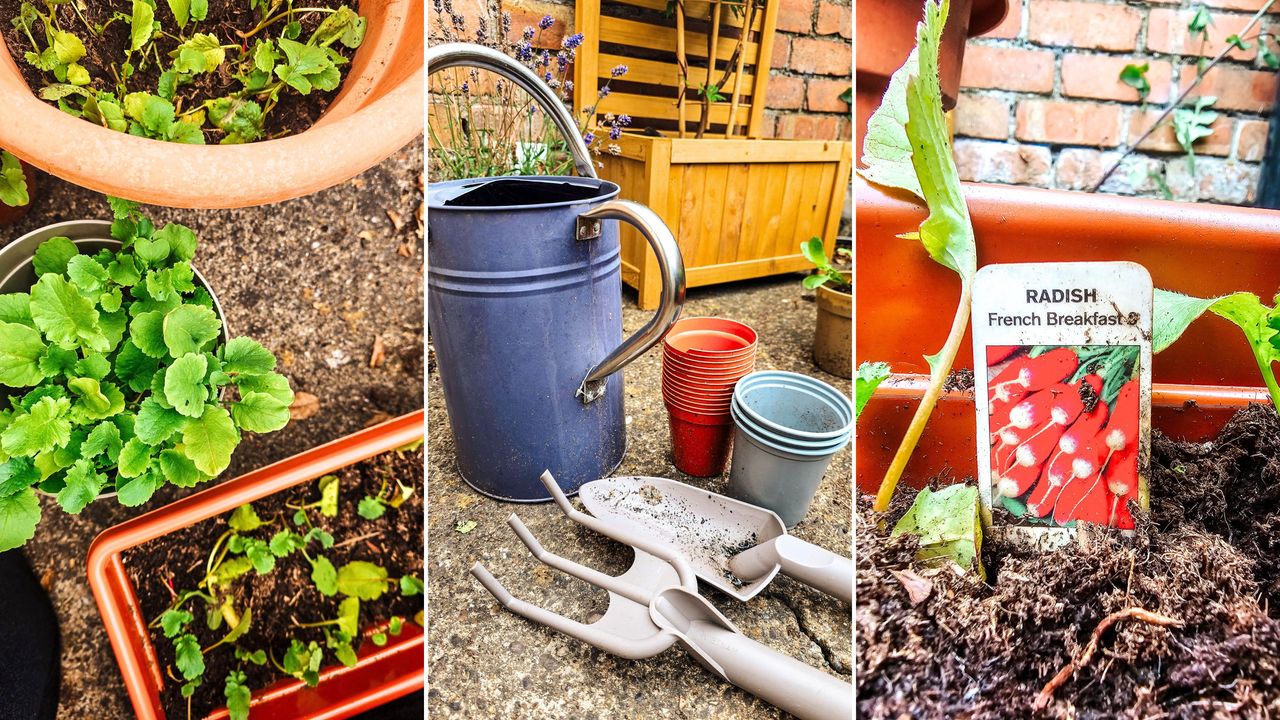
[697,164,729,267]
[610,0,766,32]
[748,0,779,137]
[607,92,750,127]
[669,138,846,164]
[685,255,812,287]
[576,0,603,112]
[600,16,760,64]
[719,163,750,264]
[596,53,756,96]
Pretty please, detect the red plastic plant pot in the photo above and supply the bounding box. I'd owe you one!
[661,374,740,398]
[666,406,735,477]
[87,411,426,720]
[661,383,737,411]
[662,348,757,373]
[663,318,759,358]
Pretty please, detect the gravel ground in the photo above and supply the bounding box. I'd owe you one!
[6,140,425,718]
[426,275,853,719]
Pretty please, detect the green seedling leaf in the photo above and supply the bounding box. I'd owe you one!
[159,448,204,488]
[0,293,33,327]
[58,459,104,513]
[224,670,250,720]
[181,404,238,476]
[117,439,152,478]
[211,556,252,586]
[33,237,77,277]
[31,274,107,351]
[358,496,385,520]
[234,371,294,406]
[400,575,423,597]
[305,526,334,549]
[0,488,39,552]
[223,606,252,644]
[3,397,71,457]
[230,391,290,433]
[117,470,161,506]
[1154,288,1280,407]
[0,151,29,208]
[855,362,891,419]
[130,0,154,51]
[164,353,209,417]
[167,0,190,28]
[163,304,221,358]
[336,560,389,600]
[82,421,122,462]
[161,609,192,638]
[228,503,263,533]
[234,648,266,666]
[221,337,275,375]
[1119,63,1150,102]
[371,632,387,646]
[388,616,404,635]
[311,555,338,596]
[891,484,985,579]
[269,529,305,557]
[174,633,205,681]
[135,396,186,445]
[318,474,339,517]
[337,596,359,636]
[859,47,922,198]
[0,321,46,387]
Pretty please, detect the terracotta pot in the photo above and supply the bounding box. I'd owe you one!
[856,177,1280,492]
[813,272,851,377]
[854,0,1008,148]
[0,2,423,209]
[87,411,426,720]
[0,156,35,226]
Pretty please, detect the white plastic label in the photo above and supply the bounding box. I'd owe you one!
[972,262,1152,548]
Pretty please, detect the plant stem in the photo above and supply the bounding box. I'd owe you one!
[874,282,973,512]
[239,7,336,40]
[1091,0,1276,192]
[1251,345,1280,409]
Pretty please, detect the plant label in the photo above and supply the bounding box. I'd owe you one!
[971,262,1152,549]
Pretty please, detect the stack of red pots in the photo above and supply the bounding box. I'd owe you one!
[661,317,759,477]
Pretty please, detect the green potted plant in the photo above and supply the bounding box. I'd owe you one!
[0,149,34,225]
[0,197,294,552]
[802,237,852,377]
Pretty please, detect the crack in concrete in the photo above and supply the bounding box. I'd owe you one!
[775,592,851,677]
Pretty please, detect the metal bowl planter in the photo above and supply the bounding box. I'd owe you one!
[87,411,425,720]
[0,1,423,209]
[855,178,1280,492]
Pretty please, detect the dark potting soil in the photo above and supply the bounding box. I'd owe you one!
[858,404,1280,719]
[122,446,424,719]
[0,0,357,142]
[944,368,975,393]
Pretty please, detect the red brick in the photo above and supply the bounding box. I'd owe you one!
[960,45,1055,93]
[1237,119,1270,161]
[807,78,852,112]
[790,37,853,76]
[816,1,852,38]
[767,74,806,110]
[1203,0,1280,12]
[774,112,841,140]
[1015,99,1123,146]
[503,0,573,46]
[1061,55,1172,104]
[777,0,814,33]
[1147,9,1255,60]
[1128,109,1232,156]
[954,93,1011,140]
[980,0,1022,38]
[771,35,791,69]
[1028,0,1142,51]
[1180,64,1277,112]
[953,139,1053,186]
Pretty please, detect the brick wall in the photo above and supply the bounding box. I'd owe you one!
[953,0,1277,205]
[428,0,852,141]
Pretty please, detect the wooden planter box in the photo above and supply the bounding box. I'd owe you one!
[601,133,851,308]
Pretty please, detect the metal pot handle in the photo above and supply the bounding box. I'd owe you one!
[426,43,597,179]
[427,43,687,404]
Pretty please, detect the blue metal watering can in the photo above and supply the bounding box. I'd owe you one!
[427,44,685,501]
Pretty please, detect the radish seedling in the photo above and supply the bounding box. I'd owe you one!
[0,150,29,208]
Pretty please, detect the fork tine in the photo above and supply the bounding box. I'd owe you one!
[507,513,653,607]
[471,563,666,659]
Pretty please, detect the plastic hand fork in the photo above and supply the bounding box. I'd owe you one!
[471,471,853,720]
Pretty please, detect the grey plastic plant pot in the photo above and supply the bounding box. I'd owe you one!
[733,371,853,443]
[727,419,848,528]
[729,399,850,454]
[0,220,229,500]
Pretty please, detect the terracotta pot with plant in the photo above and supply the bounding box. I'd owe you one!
[802,237,852,378]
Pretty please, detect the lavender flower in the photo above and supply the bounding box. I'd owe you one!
[563,33,584,50]
[539,15,555,30]
[545,71,553,83]
[609,125,621,140]
[611,64,628,78]
[564,81,574,93]
[584,131,596,144]
[515,40,533,62]
[501,11,511,37]
[461,81,470,94]
[522,26,534,40]
[598,86,611,98]
[617,114,632,127]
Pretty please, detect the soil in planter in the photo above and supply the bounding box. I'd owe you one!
[858,404,1280,718]
[123,446,425,719]
[0,0,357,142]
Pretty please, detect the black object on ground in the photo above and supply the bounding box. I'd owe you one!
[0,550,60,720]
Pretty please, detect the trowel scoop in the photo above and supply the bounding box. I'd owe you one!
[579,476,851,603]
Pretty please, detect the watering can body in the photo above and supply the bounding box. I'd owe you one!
[426,44,685,500]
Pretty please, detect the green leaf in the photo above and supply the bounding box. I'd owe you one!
[2,397,71,457]
[1119,62,1150,101]
[167,0,190,28]
[191,0,207,21]
[82,421,122,462]
[235,371,294,405]
[117,470,161,506]
[181,404,238,476]
[859,45,923,199]
[153,224,198,262]
[76,352,110,381]
[337,596,360,636]
[0,321,46,387]
[0,489,39,552]
[0,458,39,498]
[228,503,263,532]
[68,377,125,420]
[243,537,275,574]
[358,496,385,520]
[319,474,339,516]
[163,353,209,417]
[129,311,169,359]
[115,340,159,393]
[269,529,305,557]
[117,439,153,478]
[222,606,252,644]
[312,555,337,596]
[224,671,250,720]
[305,526,334,549]
[172,34,224,74]
[855,361,891,419]
[135,396,186,445]
[131,0,155,51]
[0,151,29,208]
[108,254,141,287]
[455,519,477,534]
[163,305,221,358]
[159,448,205,487]
[31,274,107,351]
[211,556,252,585]
[1153,288,1225,353]
[230,391,290,433]
[891,484,985,579]
[58,459,103,514]
[400,575,423,597]
[52,30,85,64]
[0,293,33,327]
[1227,33,1251,50]
[32,237,78,277]
[336,560,389,600]
[67,255,108,294]
[174,633,205,681]
[161,609,193,638]
[222,337,276,375]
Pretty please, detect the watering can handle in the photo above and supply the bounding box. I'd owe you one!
[426,43,687,403]
[426,43,598,179]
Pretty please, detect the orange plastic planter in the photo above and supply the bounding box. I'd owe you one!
[0,2,423,209]
[856,179,1280,492]
[87,411,426,720]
